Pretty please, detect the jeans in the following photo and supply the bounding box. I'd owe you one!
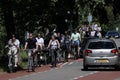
[8,48,18,66]
[50,49,57,67]
[61,43,70,62]
[56,49,62,62]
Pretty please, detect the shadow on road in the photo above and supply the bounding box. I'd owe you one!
[81,68,120,71]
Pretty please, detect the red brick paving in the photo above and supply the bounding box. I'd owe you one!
[78,71,120,80]
[0,58,79,80]
[0,64,51,80]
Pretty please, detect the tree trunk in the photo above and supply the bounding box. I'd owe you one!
[1,0,15,39]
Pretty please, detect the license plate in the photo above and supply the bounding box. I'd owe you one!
[96,59,109,63]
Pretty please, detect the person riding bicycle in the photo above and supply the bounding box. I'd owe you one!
[36,33,44,50]
[23,33,38,67]
[71,30,81,59]
[36,33,44,66]
[47,35,60,67]
[7,34,20,67]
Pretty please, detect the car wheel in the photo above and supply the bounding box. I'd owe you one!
[115,65,120,70]
[83,65,88,70]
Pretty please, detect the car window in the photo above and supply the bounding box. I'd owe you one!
[108,32,119,35]
[82,38,94,47]
[88,42,115,49]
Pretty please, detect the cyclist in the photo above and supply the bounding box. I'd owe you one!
[36,33,44,50]
[36,33,44,66]
[47,35,60,67]
[71,30,81,59]
[7,34,20,67]
[23,33,38,68]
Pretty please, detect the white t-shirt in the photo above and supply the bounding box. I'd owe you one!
[36,37,44,46]
[8,39,20,50]
[93,24,98,31]
[50,40,58,49]
[90,31,96,37]
[97,32,102,38]
[97,27,102,31]
[71,33,80,41]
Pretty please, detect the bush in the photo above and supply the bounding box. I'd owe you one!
[101,24,109,36]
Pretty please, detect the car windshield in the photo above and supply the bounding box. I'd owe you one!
[88,42,115,49]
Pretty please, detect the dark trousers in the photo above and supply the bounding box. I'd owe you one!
[62,43,70,62]
[50,49,57,67]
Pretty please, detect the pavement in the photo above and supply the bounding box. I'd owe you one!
[10,59,95,80]
[0,59,81,80]
[0,58,120,80]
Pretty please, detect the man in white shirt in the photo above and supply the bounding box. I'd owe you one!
[8,35,20,67]
[90,29,96,37]
[93,22,98,31]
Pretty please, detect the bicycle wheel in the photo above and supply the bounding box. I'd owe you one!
[37,52,41,66]
[28,56,35,72]
[8,55,14,72]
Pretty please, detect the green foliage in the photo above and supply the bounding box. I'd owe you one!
[101,24,109,32]
[0,0,120,53]
[0,8,7,54]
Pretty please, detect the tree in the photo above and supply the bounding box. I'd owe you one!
[1,0,15,39]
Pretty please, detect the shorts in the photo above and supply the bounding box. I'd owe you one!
[28,49,34,56]
[71,40,80,47]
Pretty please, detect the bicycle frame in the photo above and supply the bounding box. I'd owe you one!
[71,42,78,60]
[8,50,15,72]
[27,49,35,72]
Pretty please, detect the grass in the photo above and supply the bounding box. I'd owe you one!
[19,50,28,69]
[0,49,28,72]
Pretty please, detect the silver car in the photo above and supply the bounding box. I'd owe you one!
[83,39,120,70]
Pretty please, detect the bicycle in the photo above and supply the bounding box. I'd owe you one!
[71,41,79,60]
[8,50,15,73]
[5,45,16,73]
[26,49,35,72]
[37,49,42,67]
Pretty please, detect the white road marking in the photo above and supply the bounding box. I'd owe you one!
[73,71,98,80]
[11,61,70,80]
[68,62,74,65]
[60,62,68,68]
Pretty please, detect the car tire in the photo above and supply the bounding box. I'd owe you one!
[83,65,88,70]
[115,65,120,70]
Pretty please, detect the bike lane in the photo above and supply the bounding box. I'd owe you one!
[78,70,120,80]
[0,59,78,80]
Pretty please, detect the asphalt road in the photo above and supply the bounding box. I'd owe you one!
[11,61,98,80]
